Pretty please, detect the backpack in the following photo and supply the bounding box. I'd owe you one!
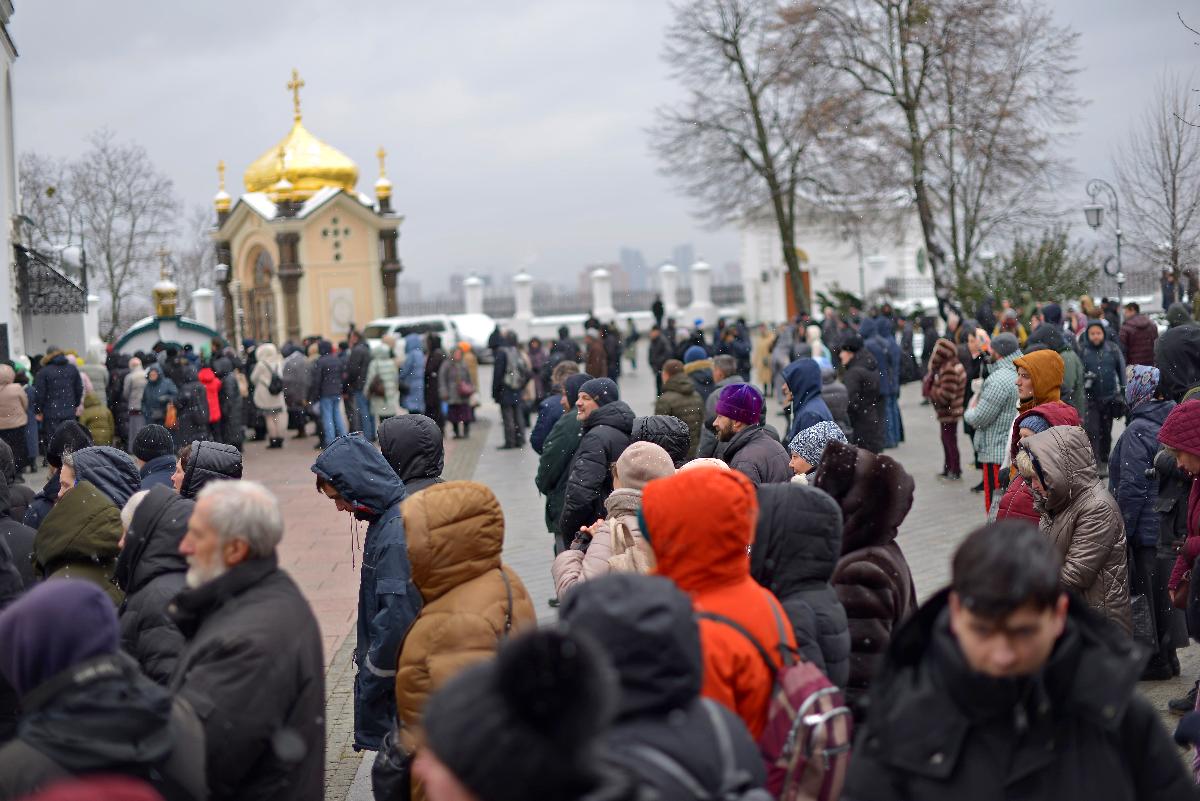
[268,368,284,396]
[502,347,529,391]
[623,699,773,801]
[607,518,652,575]
[698,600,853,801]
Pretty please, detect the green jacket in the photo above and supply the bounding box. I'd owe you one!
[1060,346,1087,419]
[33,480,124,605]
[78,391,115,446]
[654,372,704,458]
[535,408,582,533]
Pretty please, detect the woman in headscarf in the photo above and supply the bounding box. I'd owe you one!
[423,334,448,435]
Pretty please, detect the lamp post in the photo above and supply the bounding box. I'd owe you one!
[1084,178,1124,306]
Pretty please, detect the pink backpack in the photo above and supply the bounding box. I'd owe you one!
[699,599,853,801]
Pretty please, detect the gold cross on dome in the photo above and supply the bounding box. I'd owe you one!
[377,147,387,177]
[217,160,226,191]
[287,68,305,121]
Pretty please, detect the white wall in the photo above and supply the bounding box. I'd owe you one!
[0,22,26,358]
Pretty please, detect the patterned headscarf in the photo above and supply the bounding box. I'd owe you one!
[787,421,849,471]
[1125,365,1160,411]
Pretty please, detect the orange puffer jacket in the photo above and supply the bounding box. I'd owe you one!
[642,467,796,738]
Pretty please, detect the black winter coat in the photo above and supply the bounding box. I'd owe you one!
[752,484,850,687]
[213,357,245,449]
[180,441,242,500]
[345,342,371,393]
[0,536,24,741]
[842,351,885,453]
[114,485,193,685]
[169,555,325,801]
[22,473,58,532]
[173,368,211,447]
[1108,400,1174,549]
[844,591,1195,801]
[0,473,36,590]
[631,415,691,468]
[559,401,635,540]
[33,353,83,422]
[0,653,207,801]
[722,424,792,486]
[379,414,445,495]
[559,573,766,801]
[0,440,33,526]
[648,335,673,374]
[309,352,344,400]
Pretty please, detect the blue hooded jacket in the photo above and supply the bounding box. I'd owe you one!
[397,334,426,413]
[864,318,901,396]
[1109,399,1175,547]
[71,446,141,509]
[312,433,419,750]
[782,358,832,442]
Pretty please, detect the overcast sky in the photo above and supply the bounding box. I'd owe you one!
[9,1,1199,294]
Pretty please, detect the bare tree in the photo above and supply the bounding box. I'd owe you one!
[21,130,180,340]
[171,204,218,316]
[794,0,1080,313]
[1115,74,1200,283]
[651,0,858,315]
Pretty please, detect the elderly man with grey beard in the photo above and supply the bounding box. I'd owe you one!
[168,480,325,801]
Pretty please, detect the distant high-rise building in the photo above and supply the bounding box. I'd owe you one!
[672,244,695,277]
[395,279,423,302]
[619,247,648,291]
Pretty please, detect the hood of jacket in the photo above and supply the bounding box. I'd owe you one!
[1025,322,1068,354]
[256,342,281,369]
[404,333,424,354]
[661,370,697,398]
[560,573,702,719]
[751,483,843,595]
[312,432,406,519]
[1123,313,1156,336]
[603,487,642,518]
[1167,302,1194,328]
[47,353,70,367]
[82,391,102,409]
[1009,401,1080,459]
[782,358,823,408]
[113,485,193,595]
[197,367,219,387]
[379,414,444,487]
[1129,397,1174,427]
[1021,426,1098,515]
[72,446,141,509]
[1013,349,1063,410]
[812,440,914,553]
[211,355,235,377]
[401,481,502,604]
[581,400,635,435]
[1156,325,1200,401]
[631,415,691,468]
[180,441,242,499]
[34,481,121,576]
[641,467,757,595]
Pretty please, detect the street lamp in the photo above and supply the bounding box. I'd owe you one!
[1083,178,1124,305]
[214,263,229,283]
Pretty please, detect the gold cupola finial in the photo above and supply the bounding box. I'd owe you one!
[152,247,179,317]
[271,145,294,201]
[213,159,232,213]
[287,68,305,122]
[374,146,393,200]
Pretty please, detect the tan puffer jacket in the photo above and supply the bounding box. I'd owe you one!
[1023,426,1132,635]
[394,481,536,759]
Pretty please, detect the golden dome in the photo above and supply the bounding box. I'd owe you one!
[242,69,358,201]
[374,146,392,200]
[213,160,231,213]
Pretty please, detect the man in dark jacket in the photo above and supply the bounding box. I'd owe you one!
[114,485,192,685]
[33,348,83,441]
[172,365,211,448]
[0,579,206,800]
[0,537,22,741]
[751,483,850,686]
[655,359,704,459]
[313,434,419,752]
[344,330,373,440]
[683,345,716,402]
[491,333,529,449]
[281,345,311,438]
[843,521,1195,801]
[536,373,590,555]
[1081,320,1125,465]
[648,326,673,396]
[839,334,886,454]
[133,424,177,490]
[309,340,347,448]
[378,414,445,494]
[212,356,246,451]
[1119,302,1159,367]
[170,480,324,800]
[23,421,92,531]
[715,384,791,486]
[559,574,766,800]
[632,414,691,468]
[558,377,635,545]
[62,445,141,509]
[696,355,745,458]
[179,441,243,500]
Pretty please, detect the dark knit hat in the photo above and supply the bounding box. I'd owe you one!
[132,424,176,462]
[1019,414,1050,434]
[839,333,864,353]
[563,373,592,409]
[991,332,1020,358]
[714,383,763,426]
[47,421,93,470]
[578,377,619,406]
[683,345,708,364]
[423,629,617,801]
[1160,400,1200,458]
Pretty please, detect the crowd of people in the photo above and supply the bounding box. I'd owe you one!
[1,290,1200,800]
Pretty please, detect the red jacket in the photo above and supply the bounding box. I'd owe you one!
[997,402,1082,524]
[642,467,796,738]
[198,368,222,424]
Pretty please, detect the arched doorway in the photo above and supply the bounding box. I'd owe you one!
[245,248,277,343]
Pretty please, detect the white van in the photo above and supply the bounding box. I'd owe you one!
[362,315,462,352]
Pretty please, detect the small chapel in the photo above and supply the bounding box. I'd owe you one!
[212,69,402,344]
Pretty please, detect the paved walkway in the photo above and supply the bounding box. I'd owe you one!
[223,345,1195,800]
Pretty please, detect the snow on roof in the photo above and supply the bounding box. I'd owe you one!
[297,186,341,217]
[241,193,278,221]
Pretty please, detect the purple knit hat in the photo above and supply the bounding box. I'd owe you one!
[714,383,763,426]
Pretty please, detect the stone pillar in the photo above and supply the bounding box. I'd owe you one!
[687,259,716,328]
[275,232,303,342]
[463,276,484,315]
[215,242,234,342]
[192,289,216,331]
[379,228,401,316]
[84,294,102,352]
[591,268,616,322]
[512,271,533,339]
[659,263,680,317]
